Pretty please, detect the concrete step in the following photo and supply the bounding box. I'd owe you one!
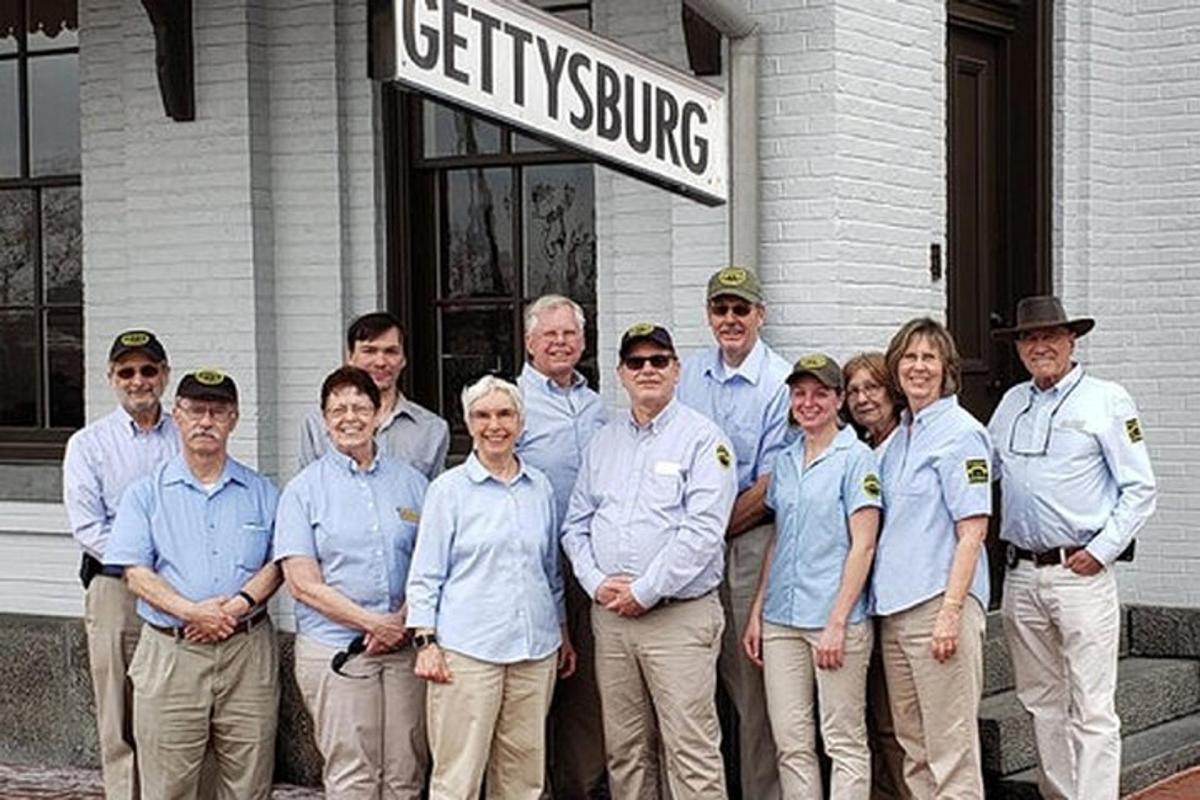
[979,657,1200,776]
[987,712,1200,799]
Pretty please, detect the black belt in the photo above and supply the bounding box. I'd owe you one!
[1007,545,1082,567]
[653,589,715,612]
[149,609,269,641]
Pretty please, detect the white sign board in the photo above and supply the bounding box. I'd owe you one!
[386,0,728,205]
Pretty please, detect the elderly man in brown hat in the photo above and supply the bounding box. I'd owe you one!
[987,296,1157,800]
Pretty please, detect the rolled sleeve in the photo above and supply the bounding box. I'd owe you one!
[105,480,156,568]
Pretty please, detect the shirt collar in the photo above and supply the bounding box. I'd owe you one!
[788,424,857,469]
[115,404,169,436]
[1029,363,1083,399]
[464,451,533,486]
[705,339,767,385]
[378,396,418,430]
[904,394,959,427]
[520,362,586,395]
[325,447,381,476]
[162,453,247,491]
[626,398,680,434]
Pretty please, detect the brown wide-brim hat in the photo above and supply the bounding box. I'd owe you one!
[992,295,1095,340]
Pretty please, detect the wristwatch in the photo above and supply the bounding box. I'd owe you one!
[413,632,438,650]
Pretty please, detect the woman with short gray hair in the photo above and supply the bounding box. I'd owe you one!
[406,374,576,799]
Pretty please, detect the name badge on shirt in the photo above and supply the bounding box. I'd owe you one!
[397,507,420,524]
[654,460,683,476]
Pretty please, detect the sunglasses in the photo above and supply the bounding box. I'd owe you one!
[709,301,754,318]
[330,635,369,679]
[622,354,674,371]
[115,364,161,380]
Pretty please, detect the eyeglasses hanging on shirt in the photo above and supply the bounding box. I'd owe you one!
[1006,371,1084,457]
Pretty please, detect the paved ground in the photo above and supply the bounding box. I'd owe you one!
[0,763,321,799]
[1126,766,1200,800]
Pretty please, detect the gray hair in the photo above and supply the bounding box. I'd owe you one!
[461,374,525,427]
[524,294,586,336]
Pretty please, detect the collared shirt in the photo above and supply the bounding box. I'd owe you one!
[62,406,180,560]
[515,363,607,520]
[105,455,279,628]
[987,364,1157,564]
[299,395,449,480]
[406,453,564,664]
[677,338,793,491]
[562,399,738,609]
[274,451,428,648]
[872,395,992,615]
[764,425,881,629]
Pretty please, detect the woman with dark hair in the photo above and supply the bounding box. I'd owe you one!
[274,365,431,799]
[872,318,992,799]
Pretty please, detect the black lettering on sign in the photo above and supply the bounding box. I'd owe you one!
[624,74,652,154]
[681,101,708,175]
[537,38,568,120]
[402,0,439,71]
[568,52,593,130]
[595,61,621,141]
[502,22,532,106]
[655,87,681,167]
[443,0,469,84]
[471,8,501,94]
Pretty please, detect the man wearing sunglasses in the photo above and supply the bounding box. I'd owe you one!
[62,329,178,800]
[106,370,282,799]
[562,323,737,799]
[676,266,791,800]
[988,296,1157,800]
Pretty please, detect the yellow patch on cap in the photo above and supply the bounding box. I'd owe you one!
[120,332,150,347]
[1125,418,1143,444]
[627,322,656,337]
[965,458,989,485]
[717,267,748,287]
[863,473,881,498]
[398,507,420,524]
[798,354,828,369]
[716,443,732,469]
[194,369,226,386]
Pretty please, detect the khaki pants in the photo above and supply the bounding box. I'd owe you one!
[84,574,142,800]
[427,649,557,800]
[1001,562,1121,800]
[547,573,606,799]
[866,621,911,800]
[294,636,428,800]
[592,591,727,800]
[762,621,873,800]
[879,595,985,800]
[718,522,781,800]
[130,621,279,800]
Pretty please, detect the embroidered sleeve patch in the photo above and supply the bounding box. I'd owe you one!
[397,507,420,524]
[715,443,732,469]
[863,473,881,498]
[1125,418,1143,444]
[965,458,989,485]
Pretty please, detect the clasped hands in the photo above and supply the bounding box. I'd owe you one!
[596,574,647,618]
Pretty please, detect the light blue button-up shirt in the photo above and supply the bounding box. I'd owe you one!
[677,339,792,492]
[562,400,738,609]
[988,365,1157,564]
[106,455,279,628]
[515,363,607,520]
[274,451,428,648]
[406,453,564,664]
[62,406,180,560]
[300,397,449,480]
[764,425,881,629]
[872,395,992,615]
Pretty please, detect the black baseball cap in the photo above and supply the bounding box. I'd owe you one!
[619,322,675,360]
[176,369,238,404]
[108,330,167,363]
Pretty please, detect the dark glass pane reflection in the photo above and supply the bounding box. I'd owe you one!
[42,186,81,303]
[444,168,514,298]
[0,61,18,177]
[523,163,596,300]
[27,0,79,52]
[0,0,16,56]
[512,132,555,154]
[440,305,515,435]
[0,309,37,425]
[47,307,82,427]
[423,100,501,158]
[29,53,80,176]
[0,189,35,305]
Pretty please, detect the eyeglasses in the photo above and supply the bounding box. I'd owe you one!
[846,381,884,399]
[1006,375,1082,456]
[709,301,754,318]
[115,365,161,380]
[325,403,377,420]
[622,354,674,371]
[330,635,369,679]
[176,401,236,422]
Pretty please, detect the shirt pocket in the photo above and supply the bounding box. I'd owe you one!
[641,470,684,510]
[238,523,271,571]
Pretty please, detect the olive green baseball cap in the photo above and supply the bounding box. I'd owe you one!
[786,353,843,392]
[706,266,763,304]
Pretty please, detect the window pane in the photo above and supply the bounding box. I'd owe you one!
[523,163,596,301]
[29,52,80,176]
[0,309,37,425]
[27,0,78,52]
[43,186,80,303]
[444,168,514,298]
[46,307,82,427]
[0,0,17,56]
[512,132,555,154]
[0,189,35,305]
[423,100,501,159]
[440,305,516,435]
[0,61,18,177]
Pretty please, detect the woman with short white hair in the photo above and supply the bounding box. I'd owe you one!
[406,374,576,800]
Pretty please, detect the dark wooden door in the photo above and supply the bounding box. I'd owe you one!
[947,0,1051,602]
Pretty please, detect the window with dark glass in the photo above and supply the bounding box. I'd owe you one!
[0,0,82,459]
[394,3,596,455]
